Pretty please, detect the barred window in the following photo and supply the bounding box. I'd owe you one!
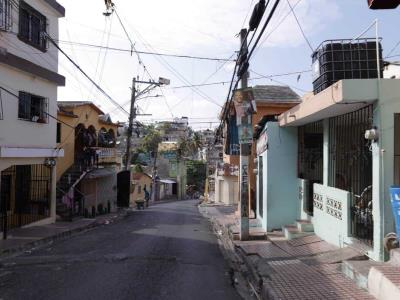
[18,91,48,123]
[0,0,12,31]
[18,1,47,51]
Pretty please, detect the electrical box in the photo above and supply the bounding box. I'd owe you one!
[368,0,400,9]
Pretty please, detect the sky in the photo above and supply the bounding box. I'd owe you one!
[57,0,400,130]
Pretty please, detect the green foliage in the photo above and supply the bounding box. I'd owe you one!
[140,124,162,154]
[186,160,206,191]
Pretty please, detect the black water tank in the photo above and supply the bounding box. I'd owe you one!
[312,39,383,95]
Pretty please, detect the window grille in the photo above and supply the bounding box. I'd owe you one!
[0,0,12,31]
[18,1,47,51]
[18,91,48,123]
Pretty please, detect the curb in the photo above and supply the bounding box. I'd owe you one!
[199,207,262,300]
[0,210,130,259]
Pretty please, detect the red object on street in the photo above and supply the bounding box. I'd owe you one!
[368,0,400,9]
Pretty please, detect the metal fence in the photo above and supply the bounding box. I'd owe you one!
[1,164,51,237]
[298,121,324,215]
[0,0,12,31]
[328,105,373,246]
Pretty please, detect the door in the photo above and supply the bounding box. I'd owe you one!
[117,171,130,208]
[1,174,12,236]
[172,183,177,195]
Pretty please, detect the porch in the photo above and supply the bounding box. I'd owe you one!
[279,79,400,262]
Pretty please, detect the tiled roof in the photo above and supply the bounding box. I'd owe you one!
[252,85,301,103]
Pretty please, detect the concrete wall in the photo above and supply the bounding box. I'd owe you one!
[0,66,58,150]
[1,0,61,74]
[256,123,299,231]
[313,184,351,248]
[215,175,239,205]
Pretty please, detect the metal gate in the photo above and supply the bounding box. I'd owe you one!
[329,105,373,246]
[1,164,51,238]
[117,170,130,208]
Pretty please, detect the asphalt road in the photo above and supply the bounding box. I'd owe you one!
[0,200,241,300]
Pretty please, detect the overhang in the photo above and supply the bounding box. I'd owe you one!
[0,51,66,86]
[278,79,379,127]
[42,0,65,17]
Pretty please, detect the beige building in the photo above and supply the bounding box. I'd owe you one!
[56,101,121,219]
[0,0,65,237]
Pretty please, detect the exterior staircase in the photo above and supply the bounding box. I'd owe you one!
[282,219,314,240]
[56,164,89,221]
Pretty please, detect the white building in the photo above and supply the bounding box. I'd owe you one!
[0,0,65,237]
[384,62,400,79]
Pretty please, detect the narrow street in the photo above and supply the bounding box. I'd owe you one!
[0,200,241,300]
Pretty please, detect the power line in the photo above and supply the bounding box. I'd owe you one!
[56,40,236,62]
[285,0,313,52]
[170,69,311,89]
[44,32,129,116]
[250,69,310,93]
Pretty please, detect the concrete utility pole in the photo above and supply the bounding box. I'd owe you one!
[125,78,136,171]
[239,28,251,241]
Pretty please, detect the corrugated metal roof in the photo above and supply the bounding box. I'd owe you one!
[252,85,300,103]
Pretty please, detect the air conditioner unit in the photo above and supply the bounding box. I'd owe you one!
[368,0,400,9]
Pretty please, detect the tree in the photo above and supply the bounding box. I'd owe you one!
[140,125,162,154]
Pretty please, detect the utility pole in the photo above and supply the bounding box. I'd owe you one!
[125,78,136,171]
[238,28,250,241]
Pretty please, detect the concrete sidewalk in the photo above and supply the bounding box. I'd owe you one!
[200,203,375,300]
[0,210,130,257]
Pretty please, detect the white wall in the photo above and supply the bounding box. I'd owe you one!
[0,0,61,73]
[0,65,58,149]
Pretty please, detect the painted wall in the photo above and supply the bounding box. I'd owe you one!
[215,175,239,205]
[256,122,298,231]
[1,0,62,74]
[130,173,152,205]
[56,104,119,181]
[313,183,351,248]
[0,65,58,150]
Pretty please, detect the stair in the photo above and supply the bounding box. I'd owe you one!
[283,219,315,240]
[296,219,314,232]
[283,224,314,240]
[342,260,382,290]
[56,164,89,221]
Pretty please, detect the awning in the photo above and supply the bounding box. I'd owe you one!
[85,168,116,179]
[278,79,378,127]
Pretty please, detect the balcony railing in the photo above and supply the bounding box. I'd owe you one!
[93,147,120,164]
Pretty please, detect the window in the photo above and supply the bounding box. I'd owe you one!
[56,122,61,143]
[18,92,48,123]
[18,1,47,51]
[0,0,11,31]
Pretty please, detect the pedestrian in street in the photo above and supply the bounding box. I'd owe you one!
[144,186,150,208]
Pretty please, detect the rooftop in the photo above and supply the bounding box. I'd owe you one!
[252,85,301,103]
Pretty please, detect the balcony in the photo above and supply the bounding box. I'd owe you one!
[93,147,121,165]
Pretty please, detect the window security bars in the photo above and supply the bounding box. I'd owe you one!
[298,121,324,215]
[18,1,47,51]
[0,0,12,31]
[329,105,373,246]
[18,91,48,123]
[1,164,52,234]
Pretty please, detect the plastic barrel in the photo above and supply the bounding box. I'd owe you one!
[389,186,400,239]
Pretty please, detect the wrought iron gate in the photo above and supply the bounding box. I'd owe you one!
[329,105,373,246]
[1,164,51,237]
